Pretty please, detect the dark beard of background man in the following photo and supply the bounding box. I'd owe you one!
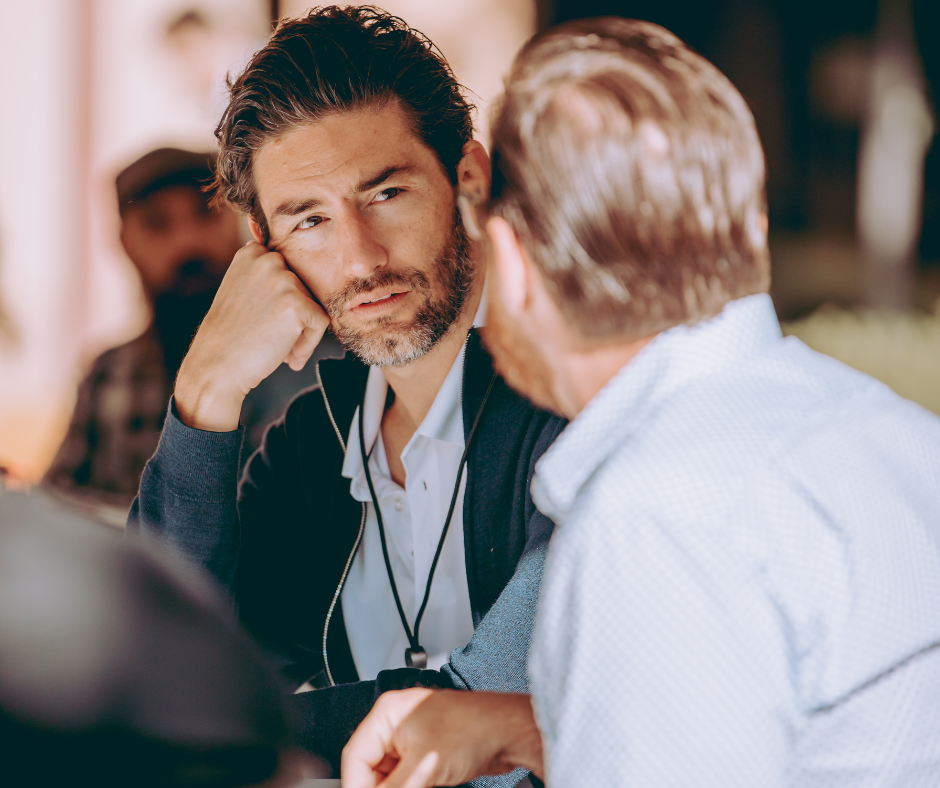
[325,220,475,368]
[152,257,225,377]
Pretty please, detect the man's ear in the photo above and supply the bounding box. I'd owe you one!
[247,217,266,246]
[485,216,529,315]
[457,140,491,204]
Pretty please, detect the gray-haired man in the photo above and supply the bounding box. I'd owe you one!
[344,17,940,788]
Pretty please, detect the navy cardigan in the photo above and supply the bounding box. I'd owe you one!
[128,330,565,778]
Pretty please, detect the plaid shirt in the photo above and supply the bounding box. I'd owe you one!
[46,328,171,512]
[45,327,335,519]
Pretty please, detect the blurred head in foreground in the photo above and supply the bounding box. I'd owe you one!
[0,488,297,787]
[478,17,769,411]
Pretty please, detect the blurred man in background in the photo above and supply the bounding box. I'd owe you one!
[344,18,940,788]
[45,148,329,521]
[44,147,240,515]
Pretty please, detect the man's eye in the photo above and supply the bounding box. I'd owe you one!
[373,187,402,203]
[297,215,323,230]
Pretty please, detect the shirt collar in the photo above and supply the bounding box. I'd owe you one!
[531,294,782,525]
[340,284,486,492]
[341,331,474,495]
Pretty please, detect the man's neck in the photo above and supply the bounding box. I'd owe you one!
[550,336,654,420]
[379,279,483,486]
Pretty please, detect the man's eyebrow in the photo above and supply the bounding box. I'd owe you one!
[270,165,416,223]
[272,197,321,220]
[356,164,416,193]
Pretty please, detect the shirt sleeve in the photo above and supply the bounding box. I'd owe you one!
[528,491,793,788]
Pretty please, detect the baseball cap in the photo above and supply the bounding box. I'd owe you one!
[116,147,217,215]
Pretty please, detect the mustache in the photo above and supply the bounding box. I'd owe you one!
[325,268,431,317]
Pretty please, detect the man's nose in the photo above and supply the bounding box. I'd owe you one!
[339,213,388,279]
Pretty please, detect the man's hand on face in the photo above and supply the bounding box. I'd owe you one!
[175,242,330,432]
[341,689,544,788]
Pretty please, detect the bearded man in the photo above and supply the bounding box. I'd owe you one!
[127,7,564,782]
[343,18,940,788]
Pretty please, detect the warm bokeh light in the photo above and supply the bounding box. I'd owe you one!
[281,0,537,145]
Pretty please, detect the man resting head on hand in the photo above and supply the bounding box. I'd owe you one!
[129,7,565,778]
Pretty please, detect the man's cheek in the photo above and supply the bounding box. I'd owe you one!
[284,258,335,309]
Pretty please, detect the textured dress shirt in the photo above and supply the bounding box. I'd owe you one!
[341,341,476,680]
[529,294,940,787]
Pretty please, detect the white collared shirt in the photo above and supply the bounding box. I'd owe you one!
[528,294,940,786]
[340,299,486,680]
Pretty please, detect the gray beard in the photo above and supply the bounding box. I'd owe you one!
[326,223,475,367]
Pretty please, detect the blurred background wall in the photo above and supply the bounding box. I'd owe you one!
[1,0,937,479]
[0,0,268,478]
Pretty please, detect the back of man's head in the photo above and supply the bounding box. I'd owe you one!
[213,5,474,241]
[489,18,770,341]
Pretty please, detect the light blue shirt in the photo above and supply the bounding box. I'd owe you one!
[529,294,940,787]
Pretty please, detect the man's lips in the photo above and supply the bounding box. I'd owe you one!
[348,289,411,313]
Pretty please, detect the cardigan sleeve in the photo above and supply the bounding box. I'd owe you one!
[127,397,244,595]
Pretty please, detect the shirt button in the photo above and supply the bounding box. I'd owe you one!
[394,497,405,512]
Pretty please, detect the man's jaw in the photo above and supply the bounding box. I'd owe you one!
[479,312,562,416]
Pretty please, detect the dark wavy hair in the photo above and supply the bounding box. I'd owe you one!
[212,5,475,240]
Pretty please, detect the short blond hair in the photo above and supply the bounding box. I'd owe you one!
[490,18,771,340]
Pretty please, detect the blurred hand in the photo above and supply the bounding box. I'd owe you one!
[175,242,329,431]
[341,689,543,788]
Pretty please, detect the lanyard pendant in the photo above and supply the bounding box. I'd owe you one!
[405,646,427,669]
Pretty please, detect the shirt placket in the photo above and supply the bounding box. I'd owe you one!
[401,439,428,620]
[410,436,462,613]
[370,436,416,621]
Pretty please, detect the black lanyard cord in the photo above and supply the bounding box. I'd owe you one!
[358,368,498,669]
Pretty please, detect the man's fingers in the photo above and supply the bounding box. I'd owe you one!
[286,321,327,371]
[342,710,399,788]
[174,241,332,431]
[380,750,440,788]
[343,690,437,788]
[232,240,273,268]
[342,746,387,788]
[373,754,399,776]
